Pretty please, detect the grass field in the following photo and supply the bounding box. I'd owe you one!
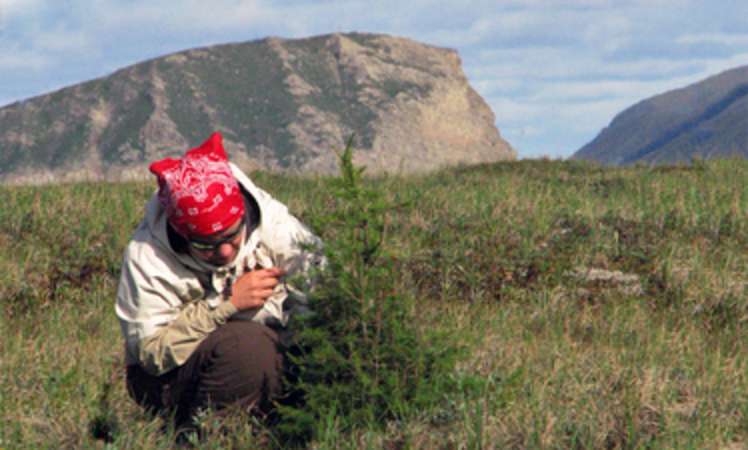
[3,158,748,449]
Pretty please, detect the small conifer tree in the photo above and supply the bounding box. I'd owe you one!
[276,138,457,444]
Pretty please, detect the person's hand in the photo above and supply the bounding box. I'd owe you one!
[229,267,285,310]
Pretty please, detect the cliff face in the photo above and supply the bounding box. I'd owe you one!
[0,32,515,183]
[572,65,748,166]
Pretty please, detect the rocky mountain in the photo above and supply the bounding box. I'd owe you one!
[0,32,515,183]
[572,65,748,165]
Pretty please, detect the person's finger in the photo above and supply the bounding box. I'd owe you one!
[252,289,274,301]
[255,268,286,279]
[251,289,273,306]
[257,267,285,277]
[253,277,280,289]
[241,270,269,282]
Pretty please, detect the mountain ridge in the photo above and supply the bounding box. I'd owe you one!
[572,65,748,165]
[0,32,516,184]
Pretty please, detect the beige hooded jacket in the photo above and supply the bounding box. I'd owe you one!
[115,163,323,375]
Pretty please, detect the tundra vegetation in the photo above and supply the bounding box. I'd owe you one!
[2,157,748,449]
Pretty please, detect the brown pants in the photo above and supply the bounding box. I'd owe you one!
[126,321,283,427]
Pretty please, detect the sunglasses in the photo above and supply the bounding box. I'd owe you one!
[188,219,245,252]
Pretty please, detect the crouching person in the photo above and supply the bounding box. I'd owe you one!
[115,132,322,430]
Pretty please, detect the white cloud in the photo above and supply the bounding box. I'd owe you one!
[553,99,633,131]
[0,48,49,70]
[86,0,315,36]
[698,52,748,76]
[0,0,43,18]
[471,78,525,95]
[529,77,696,103]
[469,47,709,82]
[505,125,543,138]
[676,32,748,46]
[33,28,91,52]
[487,97,546,124]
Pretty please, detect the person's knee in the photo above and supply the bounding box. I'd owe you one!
[209,321,281,370]
[194,321,283,409]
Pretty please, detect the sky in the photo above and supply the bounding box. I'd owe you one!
[2,0,748,159]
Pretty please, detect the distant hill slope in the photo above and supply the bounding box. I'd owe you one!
[572,65,748,165]
[0,32,515,183]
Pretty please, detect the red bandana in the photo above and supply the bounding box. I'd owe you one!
[149,132,245,238]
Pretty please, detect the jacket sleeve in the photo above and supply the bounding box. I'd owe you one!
[116,240,238,376]
[139,300,237,375]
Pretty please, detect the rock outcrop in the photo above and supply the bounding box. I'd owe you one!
[0,32,515,183]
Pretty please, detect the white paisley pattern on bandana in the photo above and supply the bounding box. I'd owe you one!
[162,156,238,204]
[150,132,245,236]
